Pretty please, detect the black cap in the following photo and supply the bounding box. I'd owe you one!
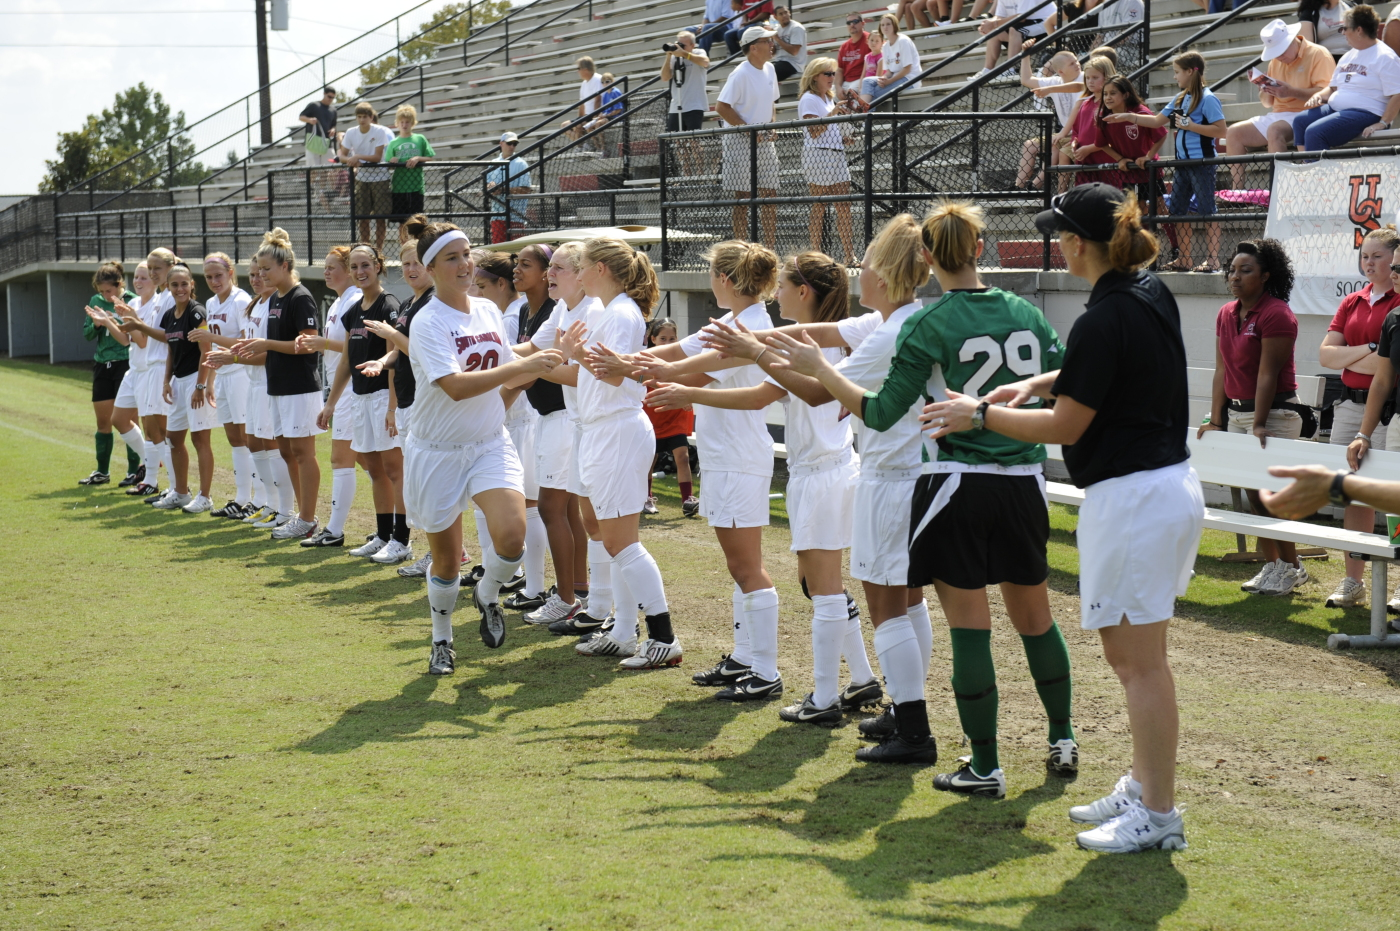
[1033,182,1125,243]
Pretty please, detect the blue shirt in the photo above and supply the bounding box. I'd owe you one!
[600,87,623,117]
[1161,89,1224,161]
[486,155,531,222]
[704,0,730,21]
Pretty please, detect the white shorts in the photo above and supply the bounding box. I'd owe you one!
[352,389,399,453]
[403,432,524,534]
[1245,110,1300,138]
[802,146,851,187]
[535,409,577,491]
[579,410,654,519]
[114,368,140,410]
[167,372,220,433]
[331,391,355,442]
[506,413,539,499]
[1077,461,1204,631]
[700,469,772,529]
[1331,397,1392,451]
[787,456,857,552]
[722,136,780,192]
[137,367,171,418]
[850,471,919,586]
[269,391,325,439]
[216,366,250,425]
[246,381,274,440]
[395,404,412,441]
[568,418,590,497]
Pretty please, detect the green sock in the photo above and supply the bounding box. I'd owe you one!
[126,442,141,475]
[94,431,113,475]
[949,627,999,776]
[1021,623,1075,744]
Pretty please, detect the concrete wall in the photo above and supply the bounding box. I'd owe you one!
[0,286,8,354]
[7,279,46,357]
[48,272,96,363]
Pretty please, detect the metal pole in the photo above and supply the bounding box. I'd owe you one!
[232,203,239,264]
[305,167,314,260]
[749,128,758,243]
[864,116,873,246]
[201,205,208,260]
[348,166,357,244]
[1043,116,1053,271]
[660,133,669,269]
[255,0,273,145]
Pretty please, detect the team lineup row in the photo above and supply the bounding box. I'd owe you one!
[76,181,1200,855]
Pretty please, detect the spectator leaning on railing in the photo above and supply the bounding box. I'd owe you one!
[771,6,808,84]
[487,132,532,244]
[339,102,395,252]
[837,12,871,100]
[299,87,338,167]
[1293,4,1400,151]
[716,25,781,247]
[385,105,435,227]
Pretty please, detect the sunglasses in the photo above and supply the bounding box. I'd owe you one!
[847,18,863,24]
[1390,263,1400,274]
[1049,192,1095,240]
[821,70,837,76]
[503,141,517,146]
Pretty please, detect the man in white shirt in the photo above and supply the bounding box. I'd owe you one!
[338,102,395,251]
[716,25,781,247]
[563,57,605,147]
[975,0,1054,81]
[771,7,808,83]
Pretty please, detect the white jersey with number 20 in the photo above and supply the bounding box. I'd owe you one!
[408,296,515,446]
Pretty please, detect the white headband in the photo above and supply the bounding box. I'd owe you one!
[421,229,469,267]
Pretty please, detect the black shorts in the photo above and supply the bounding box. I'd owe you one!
[666,110,705,132]
[907,471,1049,589]
[92,360,129,403]
[392,190,425,220]
[655,432,689,455]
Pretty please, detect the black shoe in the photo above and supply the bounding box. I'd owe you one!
[428,640,455,675]
[691,654,752,687]
[579,615,615,643]
[855,733,938,765]
[300,529,345,547]
[78,471,110,486]
[840,678,884,711]
[211,500,243,518]
[127,482,159,497]
[460,565,485,587]
[144,490,167,504]
[503,589,548,611]
[118,465,145,488]
[858,705,896,740]
[548,610,606,636]
[779,692,843,725]
[932,759,1006,797]
[474,584,507,649]
[500,566,528,593]
[715,673,783,702]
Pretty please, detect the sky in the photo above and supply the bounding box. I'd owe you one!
[1,0,493,195]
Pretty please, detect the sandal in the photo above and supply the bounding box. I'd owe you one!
[1191,262,1221,273]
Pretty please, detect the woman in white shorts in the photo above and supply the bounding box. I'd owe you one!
[798,58,856,265]
[403,222,563,674]
[108,262,153,491]
[928,182,1200,854]
[188,253,254,518]
[117,250,177,499]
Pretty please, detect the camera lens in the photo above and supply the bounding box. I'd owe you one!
[662,42,678,51]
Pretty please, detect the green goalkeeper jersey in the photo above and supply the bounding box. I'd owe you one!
[861,287,1065,467]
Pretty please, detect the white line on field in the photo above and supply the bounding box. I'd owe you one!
[0,420,89,453]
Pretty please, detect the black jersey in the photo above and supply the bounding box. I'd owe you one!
[343,291,401,396]
[162,302,207,379]
[266,284,321,397]
[393,287,434,409]
[520,298,565,416]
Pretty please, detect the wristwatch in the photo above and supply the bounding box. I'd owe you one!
[970,400,991,430]
[1369,342,1379,352]
[195,383,206,391]
[1329,470,1352,507]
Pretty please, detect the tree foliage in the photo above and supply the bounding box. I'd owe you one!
[40,84,206,193]
[359,0,511,91]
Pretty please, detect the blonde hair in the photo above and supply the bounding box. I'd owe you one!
[255,227,298,272]
[921,200,984,273]
[324,244,352,272]
[1090,190,1160,272]
[781,252,848,323]
[1363,223,1400,252]
[1082,56,1117,97]
[553,240,587,272]
[399,238,419,261]
[600,72,615,85]
[583,237,660,317]
[147,247,177,269]
[202,252,234,274]
[703,240,779,301]
[799,57,840,99]
[395,104,418,127]
[866,214,930,304]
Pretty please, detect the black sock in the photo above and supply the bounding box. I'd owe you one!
[392,513,410,545]
[376,512,393,543]
[894,700,931,741]
[645,611,674,643]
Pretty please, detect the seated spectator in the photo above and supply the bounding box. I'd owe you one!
[975,0,1055,81]
[896,0,933,30]
[798,57,856,263]
[583,73,624,136]
[725,0,776,56]
[857,30,885,105]
[771,6,808,83]
[385,105,435,227]
[837,13,871,99]
[1298,0,1352,57]
[865,15,922,105]
[1293,5,1400,151]
[1062,54,1116,180]
[1015,40,1082,189]
[486,132,531,244]
[695,0,733,53]
[339,102,394,251]
[563,57,604,145]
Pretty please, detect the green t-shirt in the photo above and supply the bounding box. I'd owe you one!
[385,133,436,193]
[83,290,137,364]
[863,287,1066,467]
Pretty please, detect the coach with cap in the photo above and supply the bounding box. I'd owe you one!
[486,132,532,244]
[716,24,781,247]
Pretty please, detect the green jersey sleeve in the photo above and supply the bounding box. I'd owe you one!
[860,304,942,433]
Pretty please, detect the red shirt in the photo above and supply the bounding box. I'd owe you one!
[838,33,871,83]
[743,0,774,22]
[1216,294,1298,400]
[1089,104,1165,184]
[646,400,694,440]
[1328,284,1400,389]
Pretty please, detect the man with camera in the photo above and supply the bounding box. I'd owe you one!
[662,31,711,175]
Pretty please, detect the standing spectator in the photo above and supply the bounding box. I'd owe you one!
[716,25,781,247]
[975,0,1055,81]
[662,31,710,175]
[563,57,604,144]
[869,15,923,104]
[486,132,532,244]
[1293,5,1400,151]
[726,0,776,56]
[1079,75,1165,191]
[858,30,886,105]
[385,104,435,227]
[339,102,394,252]
[799,58,857,264]
[1063,55,1116,181]
[837,12,871,99]
[1015,40,1082,189]
[298,87,338,167]
[771,6,809,83]
[1298,0,1352,56]
[695,0,733,53]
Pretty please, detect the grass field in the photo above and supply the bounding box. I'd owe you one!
[2,356,1399,931]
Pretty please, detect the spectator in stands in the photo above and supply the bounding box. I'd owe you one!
[725,0,776,56]
[1199,239,1308,596]
[339,102,394,251]
[1222,19,1334,202]
[662,31,710,175]
[1079,75,1164,190]
[858,30,886,105]
[867,15,923,105]
[1298,0,1352,57]
[1015,40,1082,190]
[716,25,781,247]
[487,132,532,244]
[385,105,435,228]
[799,58,857,263]
[1062,55,1115,179]
[975,0,1055,81]
[695,0,733,53]
[583,73,624,137]
[1091,44,1118,68]
[837,13,871,99]
[1385,7,1400,56]
[563,57,604,145]
[299,87,338,167]
[771,6,808,84]
[1293,5,1400,151]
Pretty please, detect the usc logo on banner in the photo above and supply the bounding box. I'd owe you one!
[1349,174,1383,249]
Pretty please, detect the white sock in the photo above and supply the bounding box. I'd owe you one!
[843,594,876,685]
[428,574,461,643]
[587,539,613,618]
[478,549,523,606]
[268,454,295,515]
[730,582,753,666]
[474,508,496,564]
[230,445,253,504]
[614,543,668,615]
[158,440,174,489]
[524,506,548,596]
[811,594,848,709]
[143,439,161,485]
[327,467,356,536]
[743,587,780,681]
[251,450,273,508]
[874,616,924,704]
[118,427,144,474]
[908,598,933,684]
[609,556,638,643]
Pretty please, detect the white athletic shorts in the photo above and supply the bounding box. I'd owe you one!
[802,146,851,187]
[114,368,139,410]
[403,431,524,533]
[1331,397,1394,451]
[1245,110,1299,138]
[246,382,274,440]
[167,372,220,433]
[1077,461,1204,630]
[269,391,325,439]
[535,409,577,491]
[352,388,399,454]
[506,412,539,500]
[216,366,250,426]
[850,469,919,586]
[722,136,780,192]
[331,390,355,442]
[395,404,412,442]
[579,409,654,519]
[787,455,858,552]
[137,367,171,418]
[700,469,772,529]
[568,418,590,497]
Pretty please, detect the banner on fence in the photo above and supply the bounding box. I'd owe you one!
[1264,156,1400,315]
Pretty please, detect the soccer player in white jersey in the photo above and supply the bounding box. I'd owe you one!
[204,258,272,521]
[117,249,178,500]
[189,253,254,518]
[402,222,563,675]
[109,262,154,494]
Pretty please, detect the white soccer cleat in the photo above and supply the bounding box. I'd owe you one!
[370,539,412,565]
[1075,800,1187,853]
[1046,738,1080,776]
[180,494,213,514]
[271,517,316,540]
[525,592,579,625]
[642,495,659,515]
[350,535,387,558]
[1069,773,1140,825]
[619,637,684,669]
[398,553,433,579]
[575,631,637,657]
[1326,576,1366,608]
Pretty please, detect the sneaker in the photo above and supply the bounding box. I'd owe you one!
[642,496,659,515]
[398,553,433,579]
[473,583,507,649]
[211,500,245,518]
[575,631,637,657]
[779,692,843,725]
[241,505,273,524]
[933,758,1007,798]
[716,673,783,702]
[505,589,549,612]
[1216,188,1270,207]
[181,494,213,514]
[855,733,938,765]
[972,66,992,80]
[500,566,528,593]
[153,491,192,510]
[619,637,684,669]
[460,564,485,587]
[1069,773,1141,825]
[1388,589,1400,616]
[370,539,413,565]
[78,470,110,486]
[1326,576,1367,608]
[301,529,345,548]
[127,482,159,497]
[1075,800,1187,853]
[691,654,752,687]
[118,466,145,487]
[681,496,700,518]
[526,592,578,625]
[1240,560,1280,594]
[350,535,388,558]
[839,678,884,711]
[548,609,607,637]
[270,512,293,528]
[1046,738,1080,776]
[1260,560,1308,596]
[271,517,316,540]
[858,705,896,740]
[145,489,171,505]
[428,640,455,676]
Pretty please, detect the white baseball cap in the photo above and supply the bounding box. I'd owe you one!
[740,25,777,47]
[1259,18,1303,61]
[500,131,520,143]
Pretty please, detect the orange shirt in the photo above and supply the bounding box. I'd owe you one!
[646,401,694,440]
[1266,39,1336,114]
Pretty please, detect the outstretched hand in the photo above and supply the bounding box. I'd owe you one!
[585,342,635,380]
[358,358,385,379]
[920,390,980,440]
[762,330,828,377]
[1257,465,1335,520]
[699,316,764,361]
[643,381,693,411]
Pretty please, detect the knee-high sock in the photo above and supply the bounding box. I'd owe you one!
[478,548,523,606]
[230,445,254,504]
[143,439,161,485]
[950,627,999,775]
[874,616,924,704]
[159,440,174,489]
[474,508,495,564]
[744,587,780,681]
[1021,622,1076,744]
[842,592,876,684]
[327,467,356,536]
[609,557,638,643]
[118,427,144,475]
[524,506,548,596]
[614,542,672,642]
[268,454,295,515]
[587,539,613,618]
[908,598,933,684]
[730,582,753,666]
[94,431,114,474]
[811,594,848,708]
[428,574,461,643]
[249,450,270,508]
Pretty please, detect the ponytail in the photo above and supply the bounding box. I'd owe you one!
[1169,51,1207,119]
[781,251,849,323]
[583,236,660,317]
[921,200,984,273]
[1104,191,1159,272]
[702,240,780,302]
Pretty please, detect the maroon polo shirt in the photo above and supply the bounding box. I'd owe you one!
[1217,294,1297,400]
[1328,284,1400,389]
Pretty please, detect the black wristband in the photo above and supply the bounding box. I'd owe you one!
[1329,470,1352,507]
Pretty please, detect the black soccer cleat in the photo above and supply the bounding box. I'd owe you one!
[118,465,145,488]
[840,678,884,711]
[474,584,507,649]
[715,673,783,703]
[127,482,159,497]
[691,654,752,687]
[548,610,608,637]
[500,566,528,593]
[855,733,938,765]
[211,500,243,518]
[460,565,485,588]
[300,529,345,548]
[78,471,110,486]
[778,693,843,726]
[143,490,166,504]
[858,705,896,740]
[503,589,548,612]
[933,759,1007,797]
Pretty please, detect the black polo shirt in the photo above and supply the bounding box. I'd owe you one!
[266,284,321,397]
[162,301,207,379]
[520,297,565,416]
[343,292,401,396]
[392,287,434,409]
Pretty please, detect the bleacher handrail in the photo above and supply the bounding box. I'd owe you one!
[1127,0,1271,82]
